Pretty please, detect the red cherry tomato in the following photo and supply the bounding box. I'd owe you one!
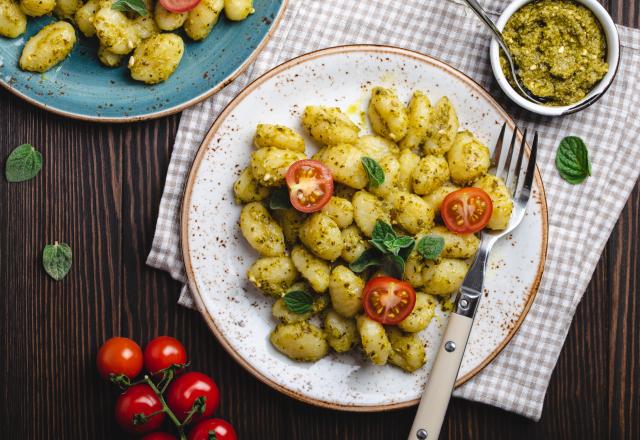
[144,336,188,376]
[97,337,143,379]
[115,384,165,434]
[142,433,177,440]
[362,276,416,325]
[188,418,237,440]
[285,159,334,213]
[159,0,200,13]
[166,372,220,424]
[441,188,493,234]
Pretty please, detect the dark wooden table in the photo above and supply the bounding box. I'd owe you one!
[1,2,639,439]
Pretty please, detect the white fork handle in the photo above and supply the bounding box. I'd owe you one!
[407,313,474,440]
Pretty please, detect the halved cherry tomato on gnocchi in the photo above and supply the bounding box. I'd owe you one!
[159,0,201,13]
[285,159,333,213]
[363,276,416,325]
[441,188,493,234]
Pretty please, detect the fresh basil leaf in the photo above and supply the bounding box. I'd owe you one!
[361,157,385,188]
[42,242,72,281]
[112,0,147,16]
[283,290,314,314]
[416,235,445,260]
[349,248,383,273]
[269,188,292,210]
[382,254,405,279]
[555,136,591,185]
[383,235,415,256]
[371,220,396,241]
[5,144,42,182]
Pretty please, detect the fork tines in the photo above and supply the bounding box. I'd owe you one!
[493,122,537,199]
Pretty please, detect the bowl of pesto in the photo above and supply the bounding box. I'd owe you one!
[489,0,620,116]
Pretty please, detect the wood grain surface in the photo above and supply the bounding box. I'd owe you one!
[1,1,638,438]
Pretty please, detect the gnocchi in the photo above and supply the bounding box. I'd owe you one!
[19,21,76,73]
[129,33,184,84]
[234,87,512,371]
[0,0,26,38]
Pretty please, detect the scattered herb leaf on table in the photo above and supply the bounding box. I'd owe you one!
[5,144,42,182]
[42,242,73,281]
[555,136,591,184]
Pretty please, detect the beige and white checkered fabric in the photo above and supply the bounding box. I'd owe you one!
[147,0,640,420]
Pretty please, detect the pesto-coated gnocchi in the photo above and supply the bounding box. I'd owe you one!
[387,328,426,372]
[291,245,330,293]
[299,213,343,261]
[235,87,512,371]
[129,33,184,84]
[0,0,26,38]
[20,0,55,17]
[251,146,306,187]
[270,321,328,362]
[447,130,491,184]
[224,0,253,21]
[240,202,285,257]
[247,256,298,297]
[234,167,270,203]
[357,315,391,365]
[368,87,409,142]
[9,0,253,80]
[329,265,364,318]
[399,90,432,150]
[254,123,306,153]
[19,21,76,73]
[184,0,223,40]
[302,106,360,146]
[321,196,353,229]
[423,96,459,156]
[324,310,358,353]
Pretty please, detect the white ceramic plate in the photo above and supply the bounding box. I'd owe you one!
[182,45,548,411]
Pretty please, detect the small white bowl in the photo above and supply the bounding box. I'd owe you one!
[490,0,620,116]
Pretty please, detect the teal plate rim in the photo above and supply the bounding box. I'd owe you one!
[0,0,287,123]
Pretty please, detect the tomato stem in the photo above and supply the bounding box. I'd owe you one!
[142,375,188,439]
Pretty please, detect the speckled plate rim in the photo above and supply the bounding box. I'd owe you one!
[181,44,549,412]
[0,0,287,123]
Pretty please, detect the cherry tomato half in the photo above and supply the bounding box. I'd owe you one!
[159,0,200,13]
[142,433,177,440]
[188,418,237,440]
[144,336,188,376]
[97,337,143,380]
[115,384,165,434]
[166,372,220,424]
[441,188,493,234]
[362,276,416,325]
[285,159,333,213]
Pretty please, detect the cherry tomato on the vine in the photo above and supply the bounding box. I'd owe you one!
[159,0,200,13]
[97,337,143,379]
[188,418,237,440]
[441,187,493,234]
[115,384,165,434]
[362,276,416,325]
[142,433,177,440]
[285,159,334,213]
[144,336,187,376]
[166,372,220,424]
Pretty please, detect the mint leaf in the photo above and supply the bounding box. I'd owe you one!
[555,136,591,185]
[5,144,42,182]
[112,0,147,16]
[42,242,72,281]
[269,188,292,210]
[384,235,415,256]
[371,220,396,241]
[382,254,405,279]
[283,290,314,314]
[416,235,445,260]
[361,157,385,188]
[349,248,383,273]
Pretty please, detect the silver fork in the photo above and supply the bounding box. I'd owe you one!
[407,124,538,440]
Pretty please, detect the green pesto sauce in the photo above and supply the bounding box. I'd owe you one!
[500,0,609,106]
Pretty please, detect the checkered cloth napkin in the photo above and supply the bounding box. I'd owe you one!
[147,0,640,420]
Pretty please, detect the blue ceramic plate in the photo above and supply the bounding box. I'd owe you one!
[0,0,286,121]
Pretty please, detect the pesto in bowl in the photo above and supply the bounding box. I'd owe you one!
[500,0,609,106]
